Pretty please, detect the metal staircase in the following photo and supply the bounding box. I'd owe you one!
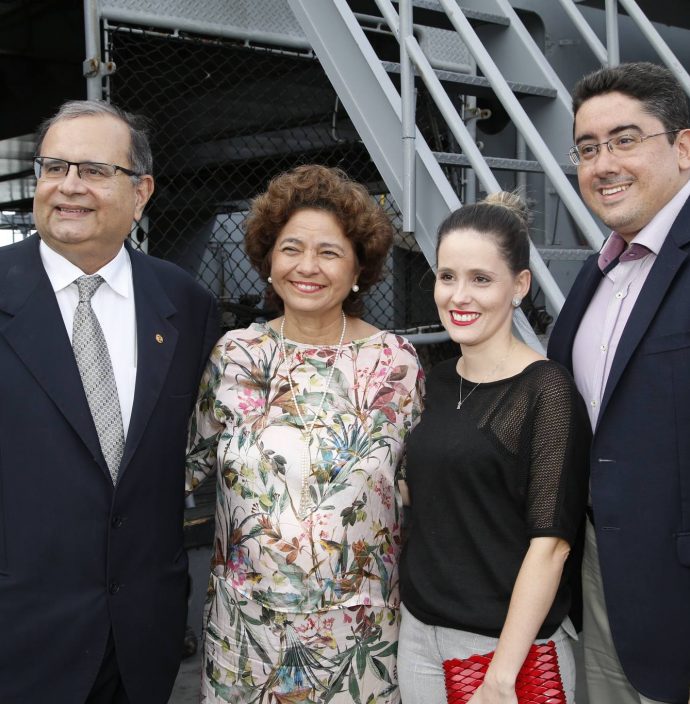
[6,0,689,345]
[287,0,690,342]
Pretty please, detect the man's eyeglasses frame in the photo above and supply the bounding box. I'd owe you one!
[568,130,680,166]
[33,157,142,183]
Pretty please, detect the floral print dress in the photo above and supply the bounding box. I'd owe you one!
[187,322,424,703]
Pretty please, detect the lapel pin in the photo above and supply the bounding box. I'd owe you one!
[155,334,164,344]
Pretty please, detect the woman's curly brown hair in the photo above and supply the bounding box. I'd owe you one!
[244,164,394,316]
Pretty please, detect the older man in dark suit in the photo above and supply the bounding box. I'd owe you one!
[0,100,219,703]
[549,63,690,704]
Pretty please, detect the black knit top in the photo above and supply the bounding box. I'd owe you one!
[400,358,590,639]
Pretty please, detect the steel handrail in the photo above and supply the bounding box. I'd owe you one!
[381,0,565,312]
[376,0,611,312]
[557,0,690,95]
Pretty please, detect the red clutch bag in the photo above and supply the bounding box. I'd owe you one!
[443,640,566,704]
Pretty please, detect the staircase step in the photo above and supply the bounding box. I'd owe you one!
[382,61,557,98]
[537,247,595,261]
[347,1,509,31]
[435,152,541,173]
[433,151,576,175]
[408,1,509,28]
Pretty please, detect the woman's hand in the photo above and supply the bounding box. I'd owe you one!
[466,681,517,704]
[398,479,410,506]
[473,536,570,701]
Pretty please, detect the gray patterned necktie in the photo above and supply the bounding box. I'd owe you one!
[72,275,125,484]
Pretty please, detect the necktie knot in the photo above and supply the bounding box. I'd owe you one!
[75,275,104,303]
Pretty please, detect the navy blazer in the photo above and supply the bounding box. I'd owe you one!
[548,196,690,703]
[0,235,219,704]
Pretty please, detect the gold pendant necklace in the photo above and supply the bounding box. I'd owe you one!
[278,311,347,518]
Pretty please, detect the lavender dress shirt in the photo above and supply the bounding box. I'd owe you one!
[572,178,690,430]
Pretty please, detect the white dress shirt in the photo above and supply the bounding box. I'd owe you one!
[40,241,137,437]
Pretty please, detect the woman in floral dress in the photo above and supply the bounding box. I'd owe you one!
[187,165,424,703]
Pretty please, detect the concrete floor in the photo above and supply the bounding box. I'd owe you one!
[169,546,589,703]
[170,651,203,704]
[169,546,209,703]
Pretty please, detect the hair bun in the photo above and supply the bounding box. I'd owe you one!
[483,191,529,227]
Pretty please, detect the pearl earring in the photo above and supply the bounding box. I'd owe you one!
[352,283,360,293]
[512,296,522,308]
[267,276,272,284]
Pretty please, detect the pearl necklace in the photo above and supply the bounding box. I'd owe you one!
[456,339,515,410]
[278,311,347,519]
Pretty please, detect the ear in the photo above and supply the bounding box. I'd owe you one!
[514,268,531,300]
[676,129,690,172]
[133,175,155,220]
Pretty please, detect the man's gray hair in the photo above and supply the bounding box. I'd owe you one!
[35,100,153,178]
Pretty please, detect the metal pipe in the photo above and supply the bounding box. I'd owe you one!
[554,0,608,65]
[400,0,416,234]
[83,0,102,100]
[404,38,496,193]
[437,0,603,255]
[373,0,401,39]
[290,0,547,350]
[464,95,477,205]
[516,132,527,199]
[605,0,620,67]
[405,331,450,345]
[101,8,312,50]
[618,0,690,96]
[405,41,564,314]
[404,38,564,313]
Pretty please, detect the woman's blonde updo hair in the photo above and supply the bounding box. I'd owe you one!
[244,164,395,316]
[435,191,531,274]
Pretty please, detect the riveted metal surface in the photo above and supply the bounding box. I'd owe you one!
[417,25,474,73]
[100,0,304,37]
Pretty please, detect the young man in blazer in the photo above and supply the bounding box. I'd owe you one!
[0,101,219,703]
[548,62,690,704]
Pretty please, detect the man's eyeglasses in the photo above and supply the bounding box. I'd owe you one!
[33,157,141,184]
[568,130,679,166]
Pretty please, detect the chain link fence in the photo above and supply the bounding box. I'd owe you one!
[0,20,459,371]
[102,21,457,370]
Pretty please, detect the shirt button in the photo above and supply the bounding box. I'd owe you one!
[615,291,623,299]
[600,344,608,352]
[109,582,120,595]
[590,400,598,407]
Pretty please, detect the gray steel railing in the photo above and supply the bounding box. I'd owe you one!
[556,0,690,95]
[386,0,608,313]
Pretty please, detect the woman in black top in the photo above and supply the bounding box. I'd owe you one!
[398,193,589,704]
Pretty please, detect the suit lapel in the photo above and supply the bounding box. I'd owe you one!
[0,236,105,469]
[549,254,602,373]
[120,248,178,477]
[600,210,690,418]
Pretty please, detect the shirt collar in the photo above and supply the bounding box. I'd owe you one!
[39,240,132,298]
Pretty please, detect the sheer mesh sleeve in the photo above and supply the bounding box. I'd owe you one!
[526,364,590,542]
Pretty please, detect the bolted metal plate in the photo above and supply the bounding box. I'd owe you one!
[99,0,305,38]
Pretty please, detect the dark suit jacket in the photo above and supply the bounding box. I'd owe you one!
[0,235,219,704]
[548,196,690,703]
